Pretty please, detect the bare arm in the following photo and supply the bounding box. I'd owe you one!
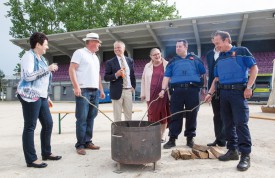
[99,75,105,99]
[158,76,170,98]
[244,65,258,99]
[69,63,81,96]
[204,77,219,102]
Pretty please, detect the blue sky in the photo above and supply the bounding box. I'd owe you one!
[1,0,274,76]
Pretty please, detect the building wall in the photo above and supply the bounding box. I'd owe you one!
[4,39,275,101]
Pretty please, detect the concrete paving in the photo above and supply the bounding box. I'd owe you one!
[0,101,274,178]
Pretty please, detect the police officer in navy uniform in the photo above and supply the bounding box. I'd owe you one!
[205,31,258,171]
[206,37,226,147]
[159,39,206,149]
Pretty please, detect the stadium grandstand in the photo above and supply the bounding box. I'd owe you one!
[6,9,275,102]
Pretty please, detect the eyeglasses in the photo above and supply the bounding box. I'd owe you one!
[151,53,160,57]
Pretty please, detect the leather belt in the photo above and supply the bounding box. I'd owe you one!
[123,88,132,90]
[218,84,246,90]
[82,88,98,91]
[171,83,199,88]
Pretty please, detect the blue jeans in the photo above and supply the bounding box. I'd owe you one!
[75,89,99,149]
[18,95,53,164]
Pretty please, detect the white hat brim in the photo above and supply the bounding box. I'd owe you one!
[82,38,102,43]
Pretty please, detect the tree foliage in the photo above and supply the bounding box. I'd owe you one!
[13,63,21,77]
[0,69,5,79]
[5,0,179,38]
[106,0,179,26]
[5,0,179,74]
[0,69,5,92]
[5,0,65,38]
[58,0,109,31]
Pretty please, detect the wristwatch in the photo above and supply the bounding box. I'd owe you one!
[246,85,253,90]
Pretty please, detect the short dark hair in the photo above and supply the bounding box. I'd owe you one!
[29,32,48,49]
[177,39,188,47]
[213,30,232,43]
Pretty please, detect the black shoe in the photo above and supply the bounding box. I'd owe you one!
[42,155,62,161]
[216,141,226,147]
[163,138,176,149]
[207,140,226,147]
[218,149,239,161]
[207,141,217,146]
[27,162,48,168]
[186,137,194,148]
[237,154,250,171]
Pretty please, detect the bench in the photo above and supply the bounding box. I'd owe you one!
[50,109,143,134]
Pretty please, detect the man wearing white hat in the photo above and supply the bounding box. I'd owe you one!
[69,32,105,155]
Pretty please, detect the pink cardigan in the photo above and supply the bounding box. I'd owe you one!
[140,58,168,101]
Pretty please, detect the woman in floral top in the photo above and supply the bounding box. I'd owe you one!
[17,32,61,168]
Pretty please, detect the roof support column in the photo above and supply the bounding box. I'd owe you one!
[192,19,201,57]
[237,14,249,47]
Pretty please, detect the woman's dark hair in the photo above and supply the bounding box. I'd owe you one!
[29,32,48,49]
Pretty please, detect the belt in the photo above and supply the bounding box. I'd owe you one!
[82,88,98,91]
[218,84,246,90]
[123,88,132,90]
[171,83,199,88]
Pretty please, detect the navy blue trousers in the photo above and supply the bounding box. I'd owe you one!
[220,89,252,154]
[211,96,225,143]
[169,87,200,139]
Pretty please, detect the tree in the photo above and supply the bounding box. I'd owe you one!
[0,69,5,93]
[57,0,109,31]
[4,0,65,38]
[5,0,179,71]
[13,63,21,78]
[0,70,5,80]
[5,0,179,38]
[106,0,179,26]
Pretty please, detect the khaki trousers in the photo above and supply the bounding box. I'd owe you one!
[112,89,133,122]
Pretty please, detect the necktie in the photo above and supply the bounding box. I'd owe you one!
[120,57,128,88]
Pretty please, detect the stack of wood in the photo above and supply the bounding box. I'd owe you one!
[171,144,225,160]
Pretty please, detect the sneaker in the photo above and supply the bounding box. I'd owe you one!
[163,138,176,149]
[237,154,250,171]
[218,149,239,161]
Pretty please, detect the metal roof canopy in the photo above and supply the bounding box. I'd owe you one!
[11,9,275,58]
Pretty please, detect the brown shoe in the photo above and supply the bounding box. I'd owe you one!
[76,148,86,155]
[86,143,100,150]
